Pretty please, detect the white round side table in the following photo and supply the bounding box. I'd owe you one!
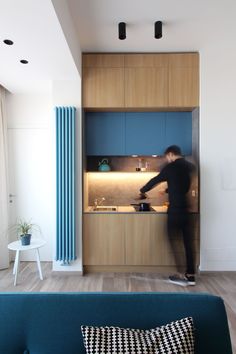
[8,239,46,286]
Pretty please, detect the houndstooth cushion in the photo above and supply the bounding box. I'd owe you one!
[81,317,195,354]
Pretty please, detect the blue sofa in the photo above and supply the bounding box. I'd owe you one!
[0,292,232,354]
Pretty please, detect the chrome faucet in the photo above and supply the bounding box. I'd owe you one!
[94,197,105,208]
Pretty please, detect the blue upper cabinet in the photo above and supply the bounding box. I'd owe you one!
[86,111,192,156]
[165,112,192,155]
[86,112,125,155]
[125,112,166,155]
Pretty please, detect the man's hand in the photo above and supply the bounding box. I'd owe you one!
[134,192,147,200]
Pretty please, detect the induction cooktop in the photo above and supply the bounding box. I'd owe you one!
[133,205,156,212]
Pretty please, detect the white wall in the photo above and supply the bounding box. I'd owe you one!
[6,92,54,261]
[6,81,83,273]
[200,39,236,270]
[3,0,82,270]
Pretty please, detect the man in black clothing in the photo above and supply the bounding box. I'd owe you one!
[139,145,196,286]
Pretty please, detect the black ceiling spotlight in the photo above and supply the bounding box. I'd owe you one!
[154,21,162,39]
[118,22,126,40]
[3,39,14,45]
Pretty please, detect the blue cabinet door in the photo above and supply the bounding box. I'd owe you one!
[125,112,166,155]
[86,112,125,155]
[165,112,192,155]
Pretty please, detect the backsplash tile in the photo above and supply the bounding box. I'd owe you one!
[88,172,168,206]
[86,156,166,172]
[87,169,198,212]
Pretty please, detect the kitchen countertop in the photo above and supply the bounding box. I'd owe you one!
[84,205,168,214]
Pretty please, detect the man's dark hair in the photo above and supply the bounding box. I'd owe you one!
[164,145,182,156]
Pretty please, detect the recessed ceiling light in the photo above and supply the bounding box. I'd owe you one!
[3,39,14,45]
[20,59,28,64]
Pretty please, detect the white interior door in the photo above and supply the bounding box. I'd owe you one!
[7,131,16,237]
[7,128,55,261]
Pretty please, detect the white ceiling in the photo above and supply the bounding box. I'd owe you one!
[0,0,79,93]
[1,0,236,93]
[67,0,236,52]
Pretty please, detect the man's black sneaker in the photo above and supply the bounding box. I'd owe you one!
[168,273,196,286]
[185,273,196,285]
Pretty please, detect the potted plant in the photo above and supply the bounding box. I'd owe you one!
[10,219,40,246]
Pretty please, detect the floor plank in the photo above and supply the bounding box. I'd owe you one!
[0,262,235,353]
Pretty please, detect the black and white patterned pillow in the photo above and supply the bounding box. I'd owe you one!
[81,317,195,354]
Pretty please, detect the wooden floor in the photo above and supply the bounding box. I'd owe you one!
[0,262,236,353]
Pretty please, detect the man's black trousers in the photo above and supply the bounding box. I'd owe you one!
[167,211,195,275]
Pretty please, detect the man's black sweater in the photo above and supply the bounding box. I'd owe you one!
[140,158,195,211]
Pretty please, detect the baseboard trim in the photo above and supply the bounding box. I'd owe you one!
[83,265,185,274]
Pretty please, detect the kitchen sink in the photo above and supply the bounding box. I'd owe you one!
[91,206,118,212]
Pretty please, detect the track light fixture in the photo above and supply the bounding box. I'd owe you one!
[118,22,126,40]
[154,21,162,39]
[118,21,162,40]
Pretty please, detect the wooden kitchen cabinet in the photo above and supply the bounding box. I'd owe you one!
[82,53,199,109]
[83,214,125,265]
[83,213,199,269]
[168,53,199,108]
[124,213,199,268]
[125,68,168,108]
[82,54,125,108]
[125,54,168,108]
[125,214,166,265]
[83,67,125,108]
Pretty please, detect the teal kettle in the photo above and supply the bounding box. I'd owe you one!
[98,158,111,172]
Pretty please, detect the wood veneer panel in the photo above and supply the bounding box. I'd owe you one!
[125,214,165,265]
[83,214,125,265]
[125,67,168,108]
[168,53,199,107]
[83,67,125,108]
[83,54,124,67]
[125,54,168,68]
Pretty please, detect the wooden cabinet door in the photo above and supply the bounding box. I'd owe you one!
[83,68,125,108]
[125,214,165,265]
[125,68,168,108]
[83,214,125,265]
[125,112,166,155]
[168,53,199,108]
[165,112,192,155]
[125,214,199,267]
[83,54,125,108]
[124,54,168,108]
[85,112,125,155]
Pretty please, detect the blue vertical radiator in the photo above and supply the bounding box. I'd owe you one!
[56,106,76,264]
